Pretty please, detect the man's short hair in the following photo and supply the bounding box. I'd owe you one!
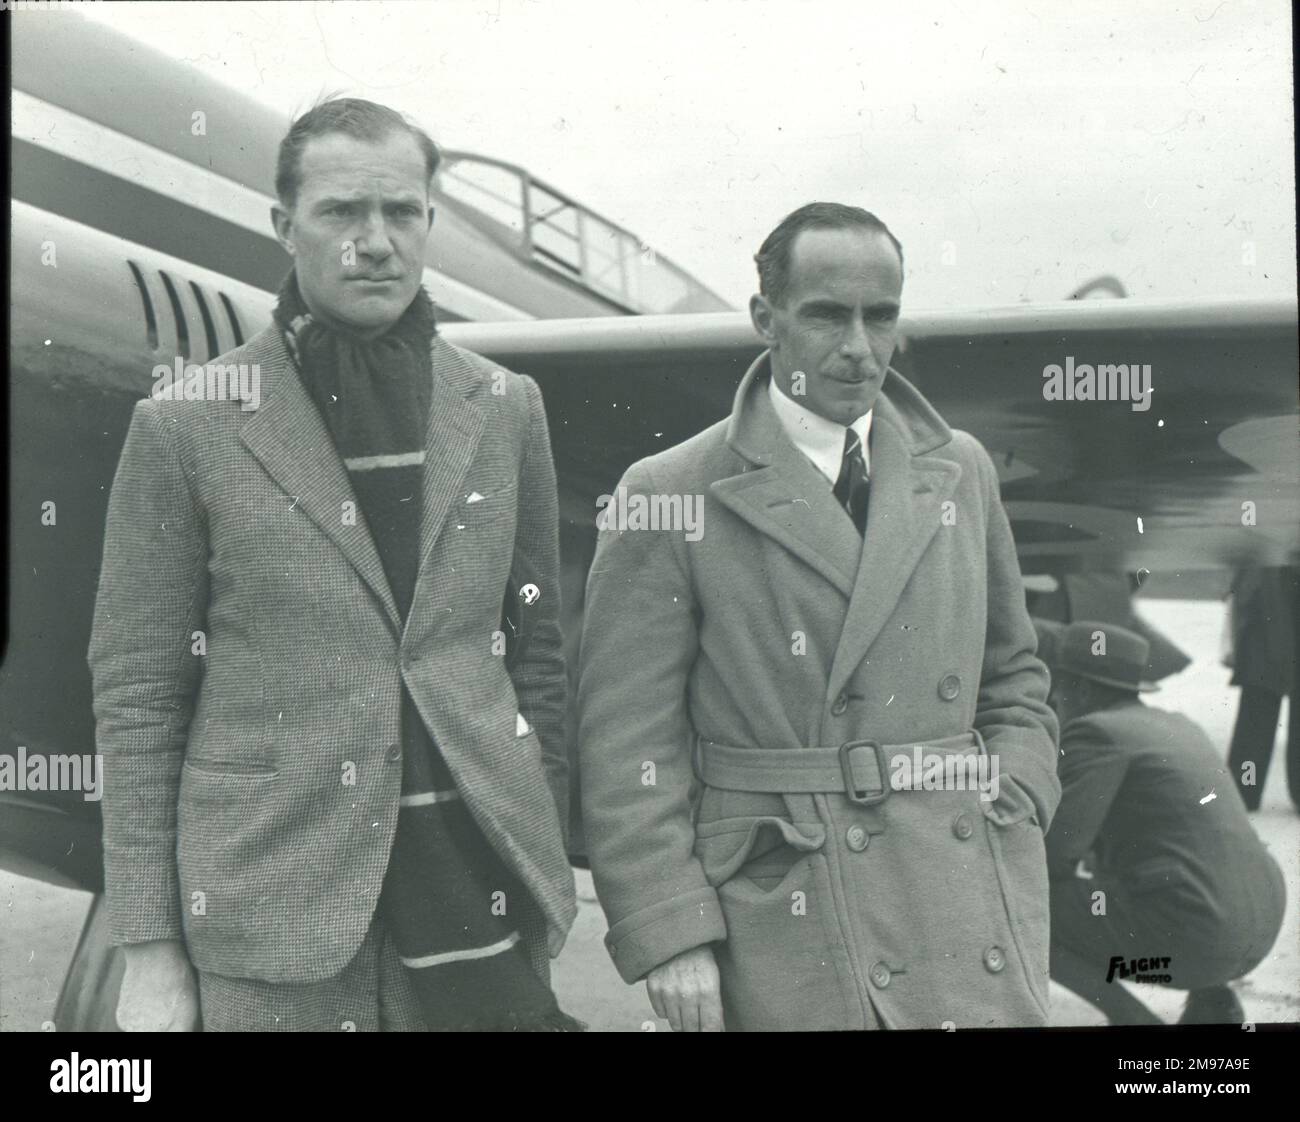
[755,202,904,307]
[275,96,441,208]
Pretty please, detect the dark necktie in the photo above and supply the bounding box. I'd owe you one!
[833,428,870,536]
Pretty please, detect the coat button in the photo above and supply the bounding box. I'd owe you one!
[983,946,1006,973]
[831,692,849,717]
[952,813,974,840]
[869,962,891,989]
[386,743,402,762]
[846,825,869,852]
[938,674,961,701]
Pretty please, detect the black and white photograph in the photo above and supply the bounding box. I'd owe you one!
[3,0,1297,1066]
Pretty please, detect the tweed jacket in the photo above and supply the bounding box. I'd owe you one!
[88,325,576,984]
[578,352,1061,1029]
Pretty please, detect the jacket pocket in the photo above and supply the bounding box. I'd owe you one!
[978,771,1040,829]
[693,799,849,1030]
[695,814,825,890]
[182,757,278,780]
[455,481,518,528]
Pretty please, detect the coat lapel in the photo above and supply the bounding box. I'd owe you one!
[239,328,402,629]
[711,354,862,597]
[713,350,966,696]
[827,397,963,697]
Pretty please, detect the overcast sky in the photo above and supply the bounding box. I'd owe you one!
[85,0,1295,310]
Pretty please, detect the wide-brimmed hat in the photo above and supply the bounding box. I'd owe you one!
[1056,619,1159,692]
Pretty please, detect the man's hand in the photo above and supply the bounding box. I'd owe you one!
[116,939,200,1032]
[645,944,724,1032]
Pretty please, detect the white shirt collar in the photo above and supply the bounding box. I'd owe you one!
[767,375,873,485]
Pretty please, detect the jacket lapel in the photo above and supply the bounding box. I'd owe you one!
[239,327,402,629]
[402,336,485,643]
[711,355,861,597]
[827,396,963,697]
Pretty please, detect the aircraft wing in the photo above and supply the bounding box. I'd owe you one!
[443,295,1300,575]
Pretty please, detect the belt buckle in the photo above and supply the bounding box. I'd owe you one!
[839,739,890,805]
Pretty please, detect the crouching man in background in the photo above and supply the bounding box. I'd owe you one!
[1041,619,1286,1024]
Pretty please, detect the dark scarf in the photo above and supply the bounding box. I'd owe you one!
[274,273,582,1031]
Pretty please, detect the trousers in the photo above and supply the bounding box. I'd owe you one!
[198,918,427,1032]
[1228,686,1300,811]
[1049,858,1286,995]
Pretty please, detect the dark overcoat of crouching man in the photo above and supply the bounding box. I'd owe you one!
[578,203,1061,1031]
[89,98,580,1031]
[1039,619,1286,1025]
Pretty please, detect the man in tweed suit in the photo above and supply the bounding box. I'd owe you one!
[89,99,576,1030]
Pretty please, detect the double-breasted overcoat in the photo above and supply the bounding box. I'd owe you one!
[578,353,1060,1030]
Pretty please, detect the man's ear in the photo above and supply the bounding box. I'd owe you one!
[271,204,295,256]
[749,293,777,345]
